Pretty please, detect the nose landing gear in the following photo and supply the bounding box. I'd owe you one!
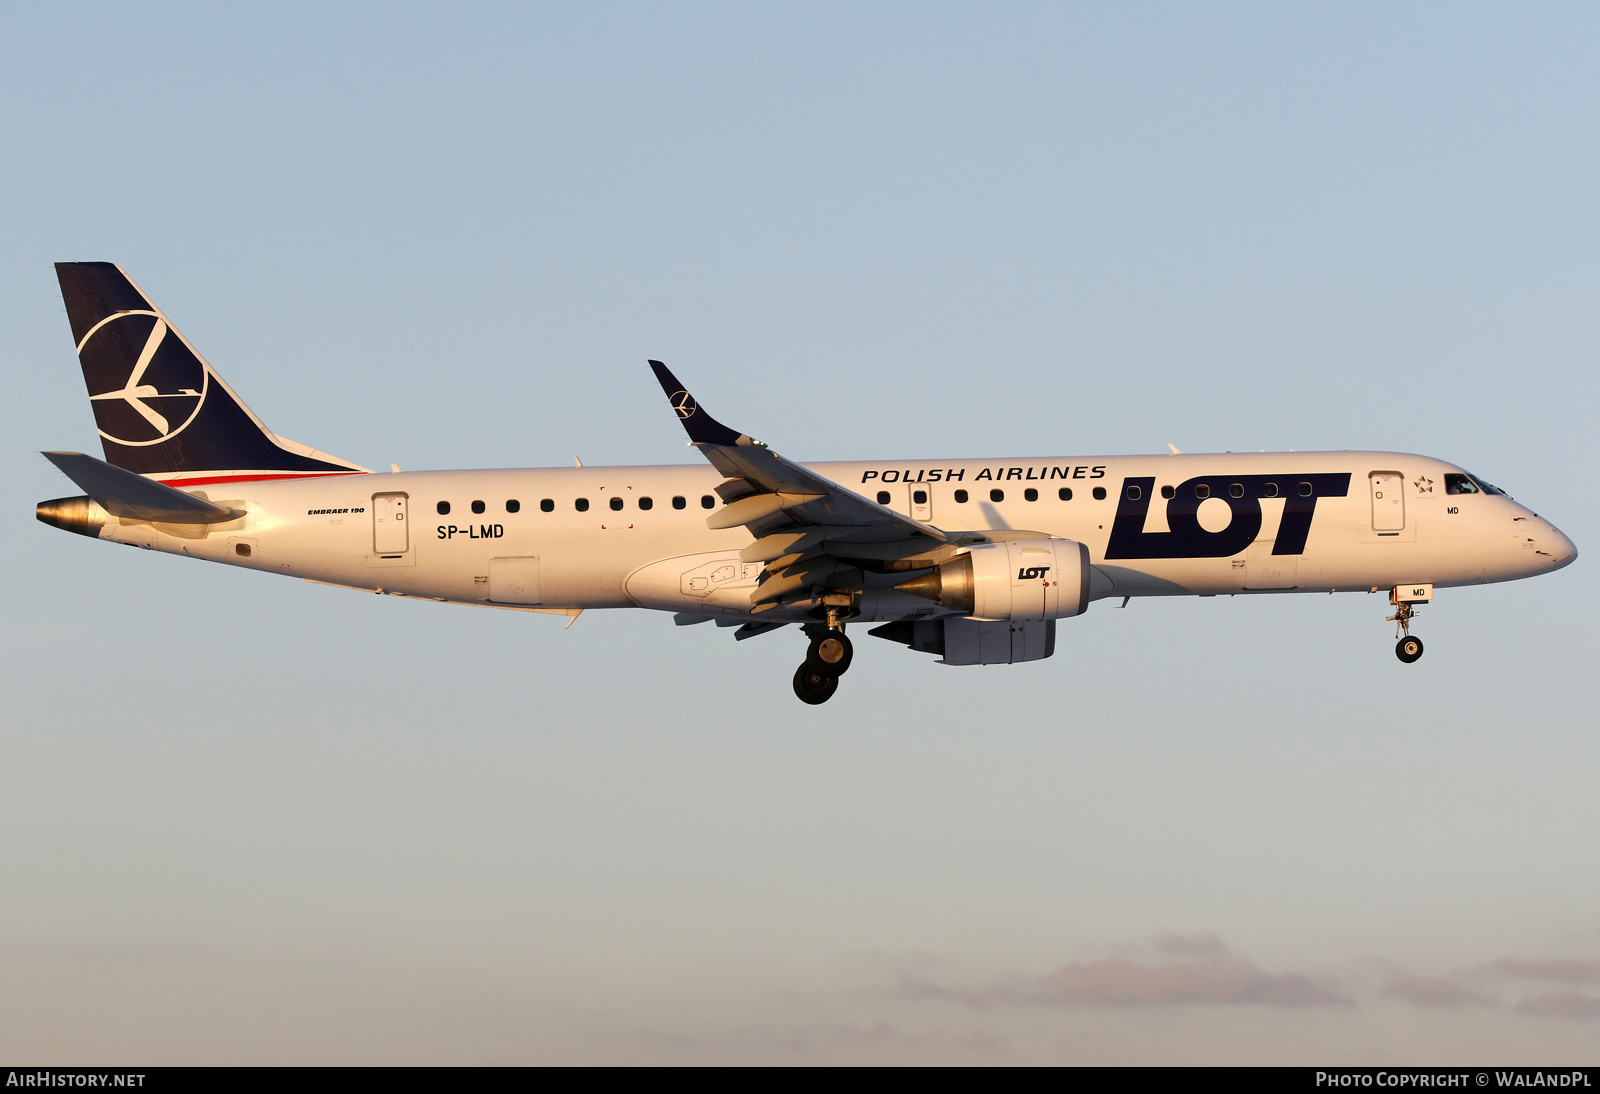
[1386,584,1433,664]
[792,614,854,705]
[1395,632,1424,664]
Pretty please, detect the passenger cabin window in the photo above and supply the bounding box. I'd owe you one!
[1024,488,1038,502]
[672,496,686,510]
[1262,482,1278,497]
[1230,483,1244,498]
[540,499,553,512]
[575,498,589,512]
[506,500,520,513]
[1059,487,1073,501]
[471,500,485,514]
[1194,484,1210,499]
[1445,474,1480,495]
[609,496,623,511]
[639,497,653,510]
[436,501,450,515]
[701,495,715,509]
[1299,481,1314,497]
[913,490,928,504]
[877,491,891,504]
[990,489,1004,502]
[1160,485,1174,499]
[1125,485,1140,501]
[1093,486,1107,501]
[954,489,969,503]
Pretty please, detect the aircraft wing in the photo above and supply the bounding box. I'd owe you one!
[649,361,946,615]
[42,451,246,524]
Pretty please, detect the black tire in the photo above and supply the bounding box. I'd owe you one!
[806,632,854,675]
[793,663,839,705]
[1395,635,1424,664]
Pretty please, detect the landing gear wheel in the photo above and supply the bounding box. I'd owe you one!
[1395,635,1424,664]
[793,663,839,705]
[806,632,853,675]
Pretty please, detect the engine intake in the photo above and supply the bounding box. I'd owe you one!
[895,538,1090,621]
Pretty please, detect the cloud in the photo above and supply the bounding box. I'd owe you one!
[622,1020,1009,1064]
[903,956,1346,1009]
[1150,932,1228,955]
[1515,991,1600,1020]
[1492,959,1600,984]
[1382,976,1494,1009]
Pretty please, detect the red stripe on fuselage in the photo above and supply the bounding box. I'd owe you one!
[152,471,369,487]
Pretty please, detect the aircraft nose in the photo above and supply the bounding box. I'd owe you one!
[1543,522,1578,569]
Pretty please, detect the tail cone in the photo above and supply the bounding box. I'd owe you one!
[37,495,106,538]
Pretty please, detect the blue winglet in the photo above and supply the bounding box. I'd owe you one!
[648,360,746,447]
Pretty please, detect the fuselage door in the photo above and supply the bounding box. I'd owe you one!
[372,492,409,555]
[909,484,933,523]
[1369,472,1405,532]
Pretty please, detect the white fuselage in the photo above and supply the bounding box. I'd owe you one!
[103,451,1575,622]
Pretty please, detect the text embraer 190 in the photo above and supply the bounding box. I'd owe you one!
[36,263,1578,704]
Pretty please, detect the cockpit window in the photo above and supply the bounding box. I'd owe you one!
[1446,472,1506,496]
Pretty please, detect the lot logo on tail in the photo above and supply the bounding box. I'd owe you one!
[670,390,698,420]
[78,311,208,446]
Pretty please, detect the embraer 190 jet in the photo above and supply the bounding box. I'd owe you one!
[36,263,1577,704]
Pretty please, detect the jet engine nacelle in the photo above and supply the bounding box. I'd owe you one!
[897,538,1091,622]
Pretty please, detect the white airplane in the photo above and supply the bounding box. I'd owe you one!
[37,263,1578,704]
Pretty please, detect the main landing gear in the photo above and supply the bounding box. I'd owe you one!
[792,614,853,705]
[1386,584,1433,664]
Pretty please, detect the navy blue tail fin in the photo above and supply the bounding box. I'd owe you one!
[55,262,368,485]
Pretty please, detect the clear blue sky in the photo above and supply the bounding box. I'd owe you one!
[2,2,1597,1062]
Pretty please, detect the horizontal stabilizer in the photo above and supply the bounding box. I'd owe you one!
[42,451,245,524]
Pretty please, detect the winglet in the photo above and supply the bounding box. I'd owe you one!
[648,360,751,447]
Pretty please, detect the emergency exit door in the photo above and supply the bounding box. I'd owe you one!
[372,493,409,555]
[1369,472,1405,533]
[909,484,933,522]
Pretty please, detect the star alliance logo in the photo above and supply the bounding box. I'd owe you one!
[1414,475,1434,493]
[670,390,698,420]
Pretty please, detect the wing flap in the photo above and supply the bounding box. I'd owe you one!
[704,490,824,530]
[740,528,826,563]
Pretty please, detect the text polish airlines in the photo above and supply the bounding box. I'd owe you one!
[37,263,1578,704]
